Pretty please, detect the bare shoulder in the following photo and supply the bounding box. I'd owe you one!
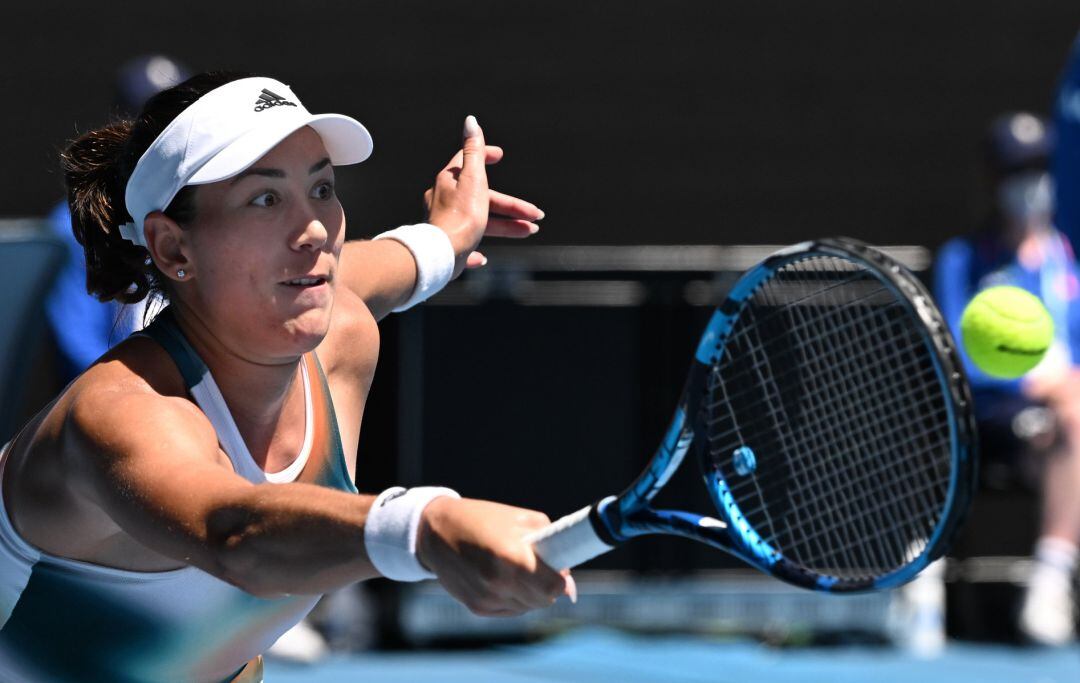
[65,336,220,453]
[49,337,222,487]
[4,336,226,563]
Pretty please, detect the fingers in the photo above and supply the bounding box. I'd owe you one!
[519,509,553,529]
[443,569,532,617]
[451,549,566,615]
[485,146,504,165]
[462,218,540,270]
[439,145,504,176]
[485,217,539,239]
[459,570,574,615]
[489,190,544,222]
[518,560,572,609]
[459,115,488,189]
[497,549,568,612]
[564,571,578,604]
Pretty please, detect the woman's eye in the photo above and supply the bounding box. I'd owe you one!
[313,181,335,200]
[252,192,279,208]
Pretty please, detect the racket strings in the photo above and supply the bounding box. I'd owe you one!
[754,415,949,571]
[704,305,949,471]
[712,319,950,570]
[789,257,953,564]
[754,258,952,573]
[711,351,785,547]
[729,303,897,569]
[713,265,887,340]
[748,315,899,574]
[767,266,950,570]
[699,281,917,406]
[751,263,949,575]
[716,410,951,545]
[775,477,949,569]
[704,321,947,451]
[719,399,952,562]
[731,315,869,568]
[705,255,953,580]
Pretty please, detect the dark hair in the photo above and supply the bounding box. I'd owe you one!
[60,71,254,303]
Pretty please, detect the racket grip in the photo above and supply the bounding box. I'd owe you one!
[525,502,615,570]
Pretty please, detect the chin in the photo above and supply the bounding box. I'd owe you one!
[281,308,332,352]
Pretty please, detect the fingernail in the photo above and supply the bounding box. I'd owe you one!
[536,210,545,221]
[566,574,578,604]
[480,255,488,266]
[528,223,540,234]
[464,115,481,138]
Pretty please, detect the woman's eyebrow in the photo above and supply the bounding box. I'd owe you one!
[229,157,332,185]
[231,167,283,184]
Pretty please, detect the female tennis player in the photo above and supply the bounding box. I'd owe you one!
[0,72,569,682]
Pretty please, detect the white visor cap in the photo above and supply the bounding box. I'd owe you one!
[120,77,372,247]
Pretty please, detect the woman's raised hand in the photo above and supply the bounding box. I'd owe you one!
[424,116,544,278]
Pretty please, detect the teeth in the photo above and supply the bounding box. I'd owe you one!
[287,277,322,285]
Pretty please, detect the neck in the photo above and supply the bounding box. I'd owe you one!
[167,303,305,465]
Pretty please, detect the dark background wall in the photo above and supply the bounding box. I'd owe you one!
[3,1,1079,250]
[0,3,1074,580]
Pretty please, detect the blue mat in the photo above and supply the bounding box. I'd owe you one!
[266,628,1080,683]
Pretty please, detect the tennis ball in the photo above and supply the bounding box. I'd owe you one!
[960,286,1053,379]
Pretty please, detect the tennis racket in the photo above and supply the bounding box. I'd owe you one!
[525,237,977,592]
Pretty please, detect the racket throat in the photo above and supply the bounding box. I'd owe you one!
[590,495,624,545]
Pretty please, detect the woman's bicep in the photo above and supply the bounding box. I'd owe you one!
[64,389,254,576]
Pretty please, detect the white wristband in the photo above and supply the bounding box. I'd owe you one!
[372,224,456,312]
[364,486,461,582]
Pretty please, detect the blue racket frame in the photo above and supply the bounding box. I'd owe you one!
[585,238,978,592]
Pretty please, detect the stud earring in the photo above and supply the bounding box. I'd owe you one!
[177,269,186,279]
[143,256,152,266]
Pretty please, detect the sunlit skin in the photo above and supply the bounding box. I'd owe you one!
[149,127,342,361]
[139,128,345,462]
[1,117,574,618]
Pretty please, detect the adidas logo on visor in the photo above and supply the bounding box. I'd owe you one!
[254,88,297,112]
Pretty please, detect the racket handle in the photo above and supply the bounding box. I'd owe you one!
[525,502,616,570]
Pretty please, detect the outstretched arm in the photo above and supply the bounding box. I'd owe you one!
[337,117,544,320]
[61,383,570,612]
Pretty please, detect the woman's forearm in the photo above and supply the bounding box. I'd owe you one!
[208,482,381,596]
[337,239,419,321]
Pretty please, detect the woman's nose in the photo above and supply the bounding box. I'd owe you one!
[295,218,329,250]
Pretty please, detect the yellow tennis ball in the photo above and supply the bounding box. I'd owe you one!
[960,286,1053,379]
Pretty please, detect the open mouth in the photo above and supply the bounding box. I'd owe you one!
[282,276,329,288]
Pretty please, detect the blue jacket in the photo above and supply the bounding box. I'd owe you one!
[43,201,136,381]
[1054,31,1080,247]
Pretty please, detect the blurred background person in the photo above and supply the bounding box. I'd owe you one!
[935,112,1080,646]
[43,54,191,383]
[1053,31,1080,251]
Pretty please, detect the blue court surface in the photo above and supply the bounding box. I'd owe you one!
[266,628,1080,683]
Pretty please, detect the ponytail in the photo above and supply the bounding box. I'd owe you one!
[61,120,156,304]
